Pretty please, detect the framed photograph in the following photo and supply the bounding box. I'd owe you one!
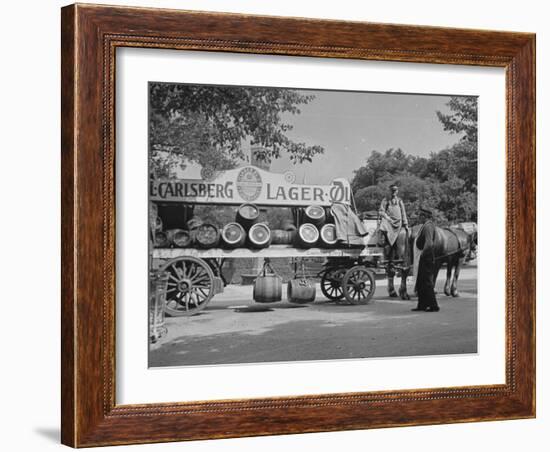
[61,4,535,447]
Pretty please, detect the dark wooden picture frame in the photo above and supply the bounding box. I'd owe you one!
[61,3,535,447]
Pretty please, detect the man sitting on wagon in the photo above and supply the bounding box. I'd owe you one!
[378,184,410,296]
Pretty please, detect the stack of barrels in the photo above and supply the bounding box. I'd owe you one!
[297,205,338,248]
[232,203,271,249]
[268,206,338,249]
[152,203,339,249]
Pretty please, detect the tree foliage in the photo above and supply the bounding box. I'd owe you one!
[149,83,324,178]
[352,97,478,224]
[350,148,414,192]
[436,97,478,143]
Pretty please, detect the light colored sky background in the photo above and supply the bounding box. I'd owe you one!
[178,87,470,184]
[265,89,463,184]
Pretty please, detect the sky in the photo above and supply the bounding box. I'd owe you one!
[266,89,465,184]
[171,86,472,184]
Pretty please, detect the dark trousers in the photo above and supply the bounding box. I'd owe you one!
[416,256,439,310]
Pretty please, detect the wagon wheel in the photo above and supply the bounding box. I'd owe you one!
[161,256,215,317]
[342,265,376,305]
[320,268,345,302]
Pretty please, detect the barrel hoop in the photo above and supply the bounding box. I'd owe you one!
[249,223,271,245]
[222,223,245,244]
[299,224,320,243]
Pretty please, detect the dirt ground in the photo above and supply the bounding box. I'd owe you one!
[149,266,478,367]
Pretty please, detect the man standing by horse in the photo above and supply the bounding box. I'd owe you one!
[378,184,409,297]
[412,207,440,312]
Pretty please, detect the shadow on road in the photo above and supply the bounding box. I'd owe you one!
[234,306,274,313]
[234,304,312,313]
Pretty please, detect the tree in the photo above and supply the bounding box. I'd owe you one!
[351,148,414,191]
[354,173,449,223]
[426,141,477,191]
[149,83,324,178]
[408,156,429,179]
[354,185,387,213]
[437,177,477,222]
[436,97,478,143]
[433,97,478,190]
[351,96,478,224]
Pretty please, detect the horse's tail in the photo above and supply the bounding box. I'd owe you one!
[466,230,478,260]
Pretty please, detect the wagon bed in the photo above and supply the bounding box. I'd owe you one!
[152,244,383,259]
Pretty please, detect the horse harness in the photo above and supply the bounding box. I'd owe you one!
[417,224,466,262]
[436,227,467,261]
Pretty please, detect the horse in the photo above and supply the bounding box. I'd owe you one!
[383,226,412,300]
[432,227,477,297]
[384,224,476,300]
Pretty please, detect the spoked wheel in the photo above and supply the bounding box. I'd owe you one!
[342,265,376,305]
[320,268,345,302]
[161,256,215,317]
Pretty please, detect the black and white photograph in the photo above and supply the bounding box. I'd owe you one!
[147,82,479,367]
[1,0,543,450]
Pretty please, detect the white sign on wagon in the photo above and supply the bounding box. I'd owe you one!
[150,165,352,206]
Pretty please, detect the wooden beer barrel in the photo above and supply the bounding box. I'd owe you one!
[296,223,320,248]
[287,279,316,304]
[221,222,246,248]
[248,223,272,249]
[154,231,170,248]
[303,205,326,226]
[253,274,282,303]
[271,229,296,245]
[167,229,193,248]
[319,224,338,247]
[253,261,282,303]
[194,223,220,248]
[236,203,260,230]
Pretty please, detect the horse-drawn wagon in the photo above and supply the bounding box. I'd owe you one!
[150,166,385,317]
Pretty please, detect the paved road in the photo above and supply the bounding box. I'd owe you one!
[149,266,478,367]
